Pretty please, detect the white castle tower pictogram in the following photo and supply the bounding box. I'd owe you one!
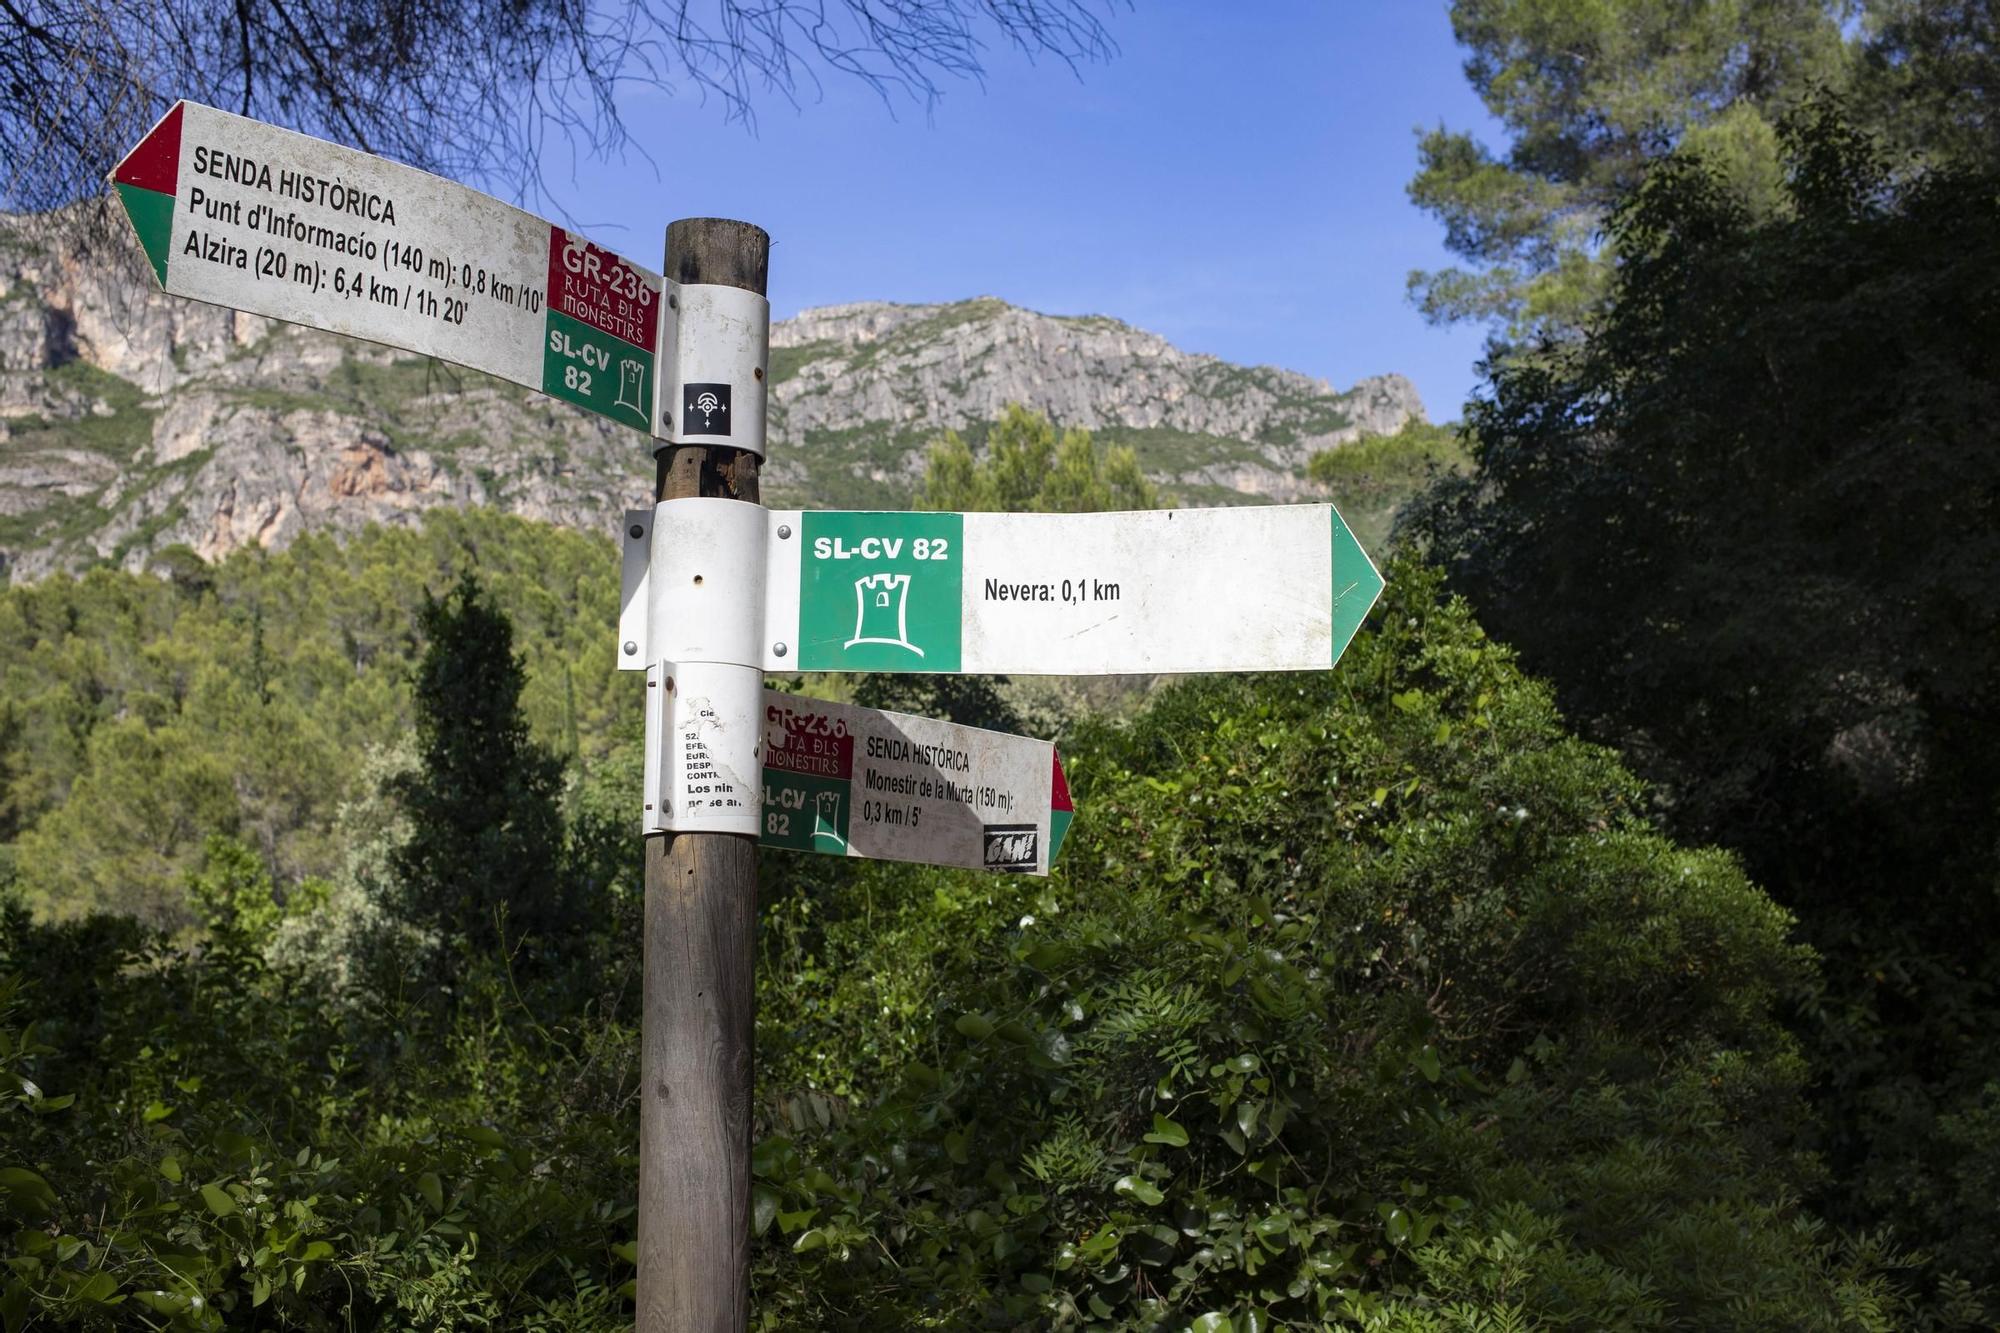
[811,790,845,850]
[615,358,646,418]
[847,572,924,656]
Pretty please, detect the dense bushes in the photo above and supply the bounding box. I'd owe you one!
[0,890,643,1329]
[0,541,1963,1327]
[748,562,1929,1329]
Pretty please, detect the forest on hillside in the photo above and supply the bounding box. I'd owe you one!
[4,1,1999,1329]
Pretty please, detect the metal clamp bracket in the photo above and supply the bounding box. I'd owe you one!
[619,496,768,673]
[625,497,769,834]
[656,281,769,456]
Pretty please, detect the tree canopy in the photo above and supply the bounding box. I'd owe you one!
[1408,0,1850,345]
[0,511,627,929]
[1408,0,2000,350]
[1305,418,1471,557]
[1413,98,2000,1288]
[922,403,1161,515]
[390,572,569,957]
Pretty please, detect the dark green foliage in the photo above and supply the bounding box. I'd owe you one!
[1409,0,1852,342]
[0,895,642,1330]
[747,562,1915,1329]
[0,702,28,845]
[391,573,567,955]
[0,552,1923,1329]
[1413,101,2000,1294]
[1856,0,2000,172]
[561,738,646,920]
[852,670,1023,736]
[1411,1,1998,348]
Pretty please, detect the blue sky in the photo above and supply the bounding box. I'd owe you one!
[552,2,1505,421]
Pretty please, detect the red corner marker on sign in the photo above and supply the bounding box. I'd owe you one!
[1050,752,1074,863]
[113,101,183,193]
[111,103,184,285]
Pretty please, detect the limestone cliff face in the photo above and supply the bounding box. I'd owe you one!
[765,298,1423,503]
[0,213,1424,582]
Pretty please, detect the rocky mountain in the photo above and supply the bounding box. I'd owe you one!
[0,210,1424,583]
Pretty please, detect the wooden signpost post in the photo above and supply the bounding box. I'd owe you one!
[639,217,768,1332]
[114,104,1384,1333]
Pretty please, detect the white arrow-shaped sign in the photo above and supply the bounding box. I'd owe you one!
[111,101,666,433]
[622,503,1385,678]
[753,691,1071,874]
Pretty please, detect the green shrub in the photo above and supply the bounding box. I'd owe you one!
[0,898,642,1330]
[1410,98,2000,1295]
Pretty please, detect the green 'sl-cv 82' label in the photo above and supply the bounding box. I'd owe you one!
[539,229,655,429]
[798,511,964,672]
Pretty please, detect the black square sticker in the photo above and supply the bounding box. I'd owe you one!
[982,824,1039,872]
[682,382,731,436]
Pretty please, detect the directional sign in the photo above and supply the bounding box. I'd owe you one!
[758,692,1072,875]
[110,101,660,432]
[758,504,1383,675]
